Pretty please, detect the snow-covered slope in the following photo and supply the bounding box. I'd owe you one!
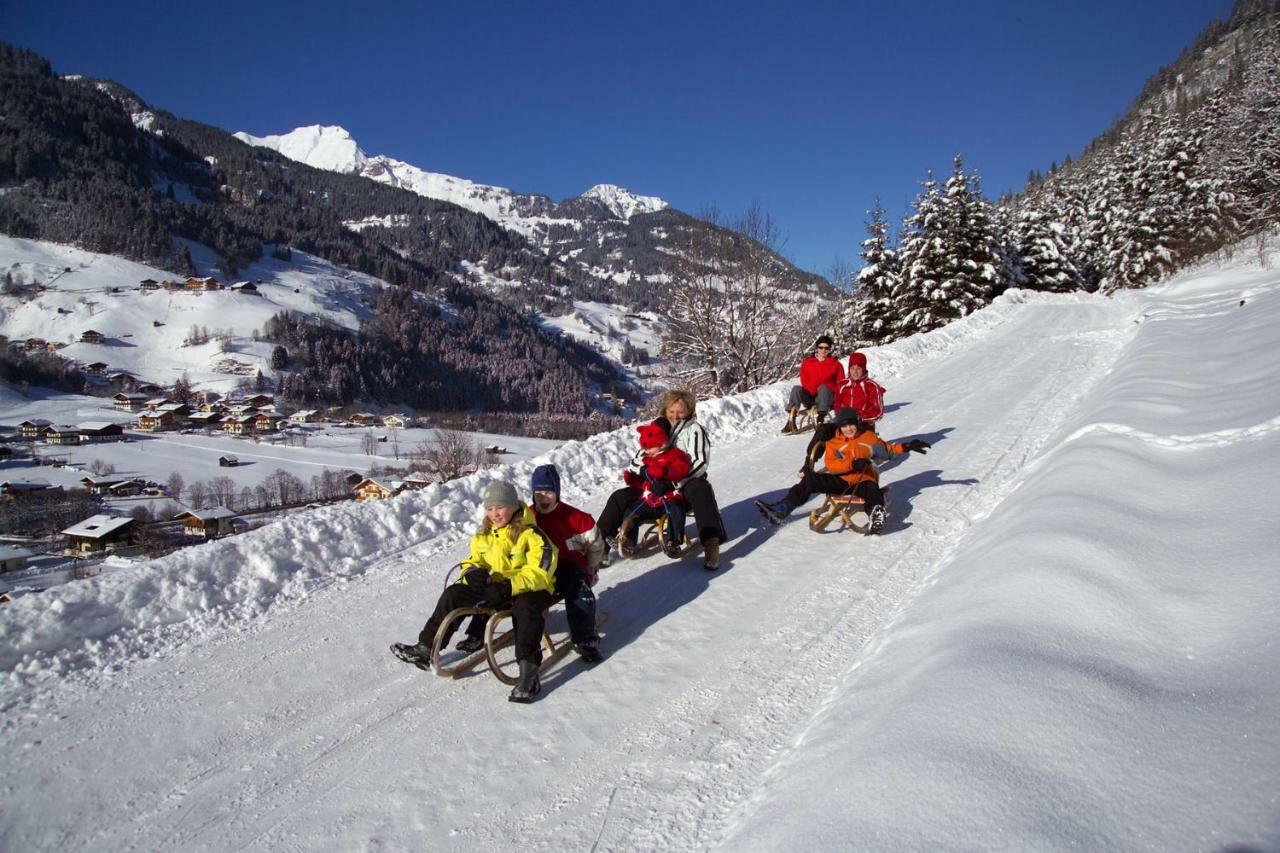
[0,235,391,394]
[234,124,668,240]
[2,241,1277,851]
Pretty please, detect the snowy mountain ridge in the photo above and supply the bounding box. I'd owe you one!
[233,124,668,237]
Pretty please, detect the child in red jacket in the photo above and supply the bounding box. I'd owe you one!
[621,418,692,557]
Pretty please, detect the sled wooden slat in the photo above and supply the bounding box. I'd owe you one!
[808,487,890,535]
[617,513,697,559]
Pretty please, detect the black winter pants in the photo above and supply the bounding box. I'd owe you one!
[782,472,885,514]
[597,477,727,545]
[418,583,555,664]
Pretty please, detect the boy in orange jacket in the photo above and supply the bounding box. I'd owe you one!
[756,408,929,533]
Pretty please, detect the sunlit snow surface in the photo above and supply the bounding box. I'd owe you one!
[1,240,1278,851]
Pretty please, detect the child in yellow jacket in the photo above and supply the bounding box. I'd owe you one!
[755,408,930,533]
[392,480,558,703]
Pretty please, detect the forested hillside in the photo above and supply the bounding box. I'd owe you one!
[839,0,1279,348]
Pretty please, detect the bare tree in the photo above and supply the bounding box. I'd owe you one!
[188,481,209,510]
[166,471,185,501]
[262,468,305,507]
[88,458,116,476]
[209,476,237,507]
[361,431,378,456]
[659,202,818,395]
[411,429,483,483]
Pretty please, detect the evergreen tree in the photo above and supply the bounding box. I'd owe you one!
[892,171,950,337]
[1014,209,1079,292]
[838,199,899,347]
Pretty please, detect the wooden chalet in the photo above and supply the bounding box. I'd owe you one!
[193,390,221,406]
[81,476,130,496]
[2,479,60,500]
[350,412,381,425]
[185,276,223,291]
[45,425,83,445]
[188,412,223,429]
[113,392,149,412]
[353,477,397,501]
[61,514,136,554]
[79,422,126,443]
[253,412,282,433]
[383,414,410,429]
[80,329,106,344]
[218,455,239,467]
[173,506,241,539]
[18,419,52,438]
[0,545,36,573]
[162,279,184,292]
[138,278,160,290]
[222,415,256,436]
[24,337,47,351]
[229,281,259,294]
[241,394,274,408]
[84,361,109,375]
[137,409,178,432]
[289,409,323,424]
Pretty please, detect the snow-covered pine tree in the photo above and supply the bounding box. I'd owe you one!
[950,163,1006,301]
[892,171,951,337]
[1014,208,1079,292]
[837,199,899,347]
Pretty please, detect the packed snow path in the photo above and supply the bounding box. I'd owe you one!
[3,256,1278,851]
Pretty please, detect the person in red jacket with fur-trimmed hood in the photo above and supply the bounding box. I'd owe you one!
[756,408,930,534]
[782,335,844,433]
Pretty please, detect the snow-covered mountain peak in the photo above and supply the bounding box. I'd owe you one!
[234,125,368,174]
[580,183,667,219]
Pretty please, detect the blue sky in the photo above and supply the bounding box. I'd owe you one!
[6,0,1237,276]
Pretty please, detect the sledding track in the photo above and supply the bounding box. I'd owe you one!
[0,297,1138,852]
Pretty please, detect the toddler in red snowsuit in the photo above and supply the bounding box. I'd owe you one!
[621,418,692,555]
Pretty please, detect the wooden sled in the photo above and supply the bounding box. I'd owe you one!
[616,512,698,559]
[429,565,595,684]
[808,487,891,535]
[782,406,824,435]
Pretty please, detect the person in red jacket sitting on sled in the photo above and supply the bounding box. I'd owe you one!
[757,407,929,533]
[619,418,692,558]
[800,350,888,475]
[782,335,844,433]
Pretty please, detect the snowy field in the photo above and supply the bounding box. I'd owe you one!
[1,246,1278,851]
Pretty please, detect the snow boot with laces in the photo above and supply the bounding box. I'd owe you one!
[754,499,789,526]
[508,659,542,703]
[574,642,604,664]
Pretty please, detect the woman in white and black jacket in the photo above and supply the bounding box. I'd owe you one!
[597,389,728,570]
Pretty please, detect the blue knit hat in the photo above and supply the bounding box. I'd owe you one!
[530,464,561,499]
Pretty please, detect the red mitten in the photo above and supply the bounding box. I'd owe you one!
[623,469,643,488]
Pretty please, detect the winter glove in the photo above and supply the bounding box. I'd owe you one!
[648,478,675,496]
[904,439,932,455]
[623,469,644,489]
[483,577,512,608]
[462,568,489,588]
[850,459,873,474]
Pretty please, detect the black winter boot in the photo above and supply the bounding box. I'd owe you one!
[508,659,542,703]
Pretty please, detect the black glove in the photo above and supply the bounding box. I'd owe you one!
[462,569,489,588]
[649,478,675,495]
[484,577,512,608]
[850,458,873,473]
[904,439,931,455]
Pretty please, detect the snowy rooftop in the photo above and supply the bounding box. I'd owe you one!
[60,515,134,538]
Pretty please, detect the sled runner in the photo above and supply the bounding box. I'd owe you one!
[426,564,604,684]
[616,512,698,559]
[782,406,823,435]
[808,487,891,534]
